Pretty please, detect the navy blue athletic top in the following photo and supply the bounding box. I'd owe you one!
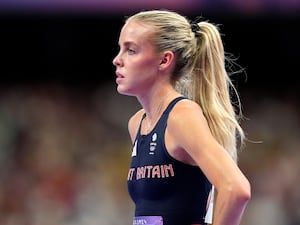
[127,97,212,225]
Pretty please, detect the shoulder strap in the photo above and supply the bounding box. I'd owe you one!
[135,96,187,140]
[162,96,187,116]
[156,96,187,132]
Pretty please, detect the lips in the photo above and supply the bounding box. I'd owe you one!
[115,71,124,84]
[116,71,124,78]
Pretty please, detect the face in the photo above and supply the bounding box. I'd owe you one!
[112,20,162,96]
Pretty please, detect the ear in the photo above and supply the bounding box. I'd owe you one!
[159,51,175,71]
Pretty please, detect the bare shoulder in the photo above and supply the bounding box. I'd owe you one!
[165,99,213,165]
[128,109,144,143]
[169,98,206,125]
[167,98,213,150]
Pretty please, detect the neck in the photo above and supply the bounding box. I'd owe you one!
[141,89,176,134]
[146,89,173,114]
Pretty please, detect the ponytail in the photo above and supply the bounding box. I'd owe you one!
[190,22,244,162]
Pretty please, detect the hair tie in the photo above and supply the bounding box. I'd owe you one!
[191,23,200,36]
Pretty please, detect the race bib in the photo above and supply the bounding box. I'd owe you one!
[133,216,163,225]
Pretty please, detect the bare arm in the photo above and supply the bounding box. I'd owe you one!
[167,100,251,225]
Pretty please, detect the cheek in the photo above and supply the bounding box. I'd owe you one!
[120,63,158,95]
[119,54,160,90]
[133,57,159,74]
[132,60,159,85]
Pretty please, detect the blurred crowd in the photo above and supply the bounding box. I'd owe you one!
[0,83,299,225]
[239,89,300,225]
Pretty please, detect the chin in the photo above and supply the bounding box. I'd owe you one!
[117,86,134,96]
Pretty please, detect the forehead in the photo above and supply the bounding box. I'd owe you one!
[119,20,155,45]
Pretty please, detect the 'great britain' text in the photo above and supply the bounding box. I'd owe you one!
[127,164,175,181]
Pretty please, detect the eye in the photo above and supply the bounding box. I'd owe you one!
[127,48,136,55]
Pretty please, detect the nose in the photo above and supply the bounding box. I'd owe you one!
[112,53,122,67]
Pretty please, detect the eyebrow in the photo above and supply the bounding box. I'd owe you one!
[119,41,138,47]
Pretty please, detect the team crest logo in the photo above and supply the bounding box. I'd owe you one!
[149,133,157,155]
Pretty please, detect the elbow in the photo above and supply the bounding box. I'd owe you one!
[244,180,251,202]
[220,177,251,205]
[234,178,251,204]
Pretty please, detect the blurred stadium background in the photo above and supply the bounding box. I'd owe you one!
[0,1,299,225]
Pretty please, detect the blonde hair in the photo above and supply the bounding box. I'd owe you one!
[127,10,244,162]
